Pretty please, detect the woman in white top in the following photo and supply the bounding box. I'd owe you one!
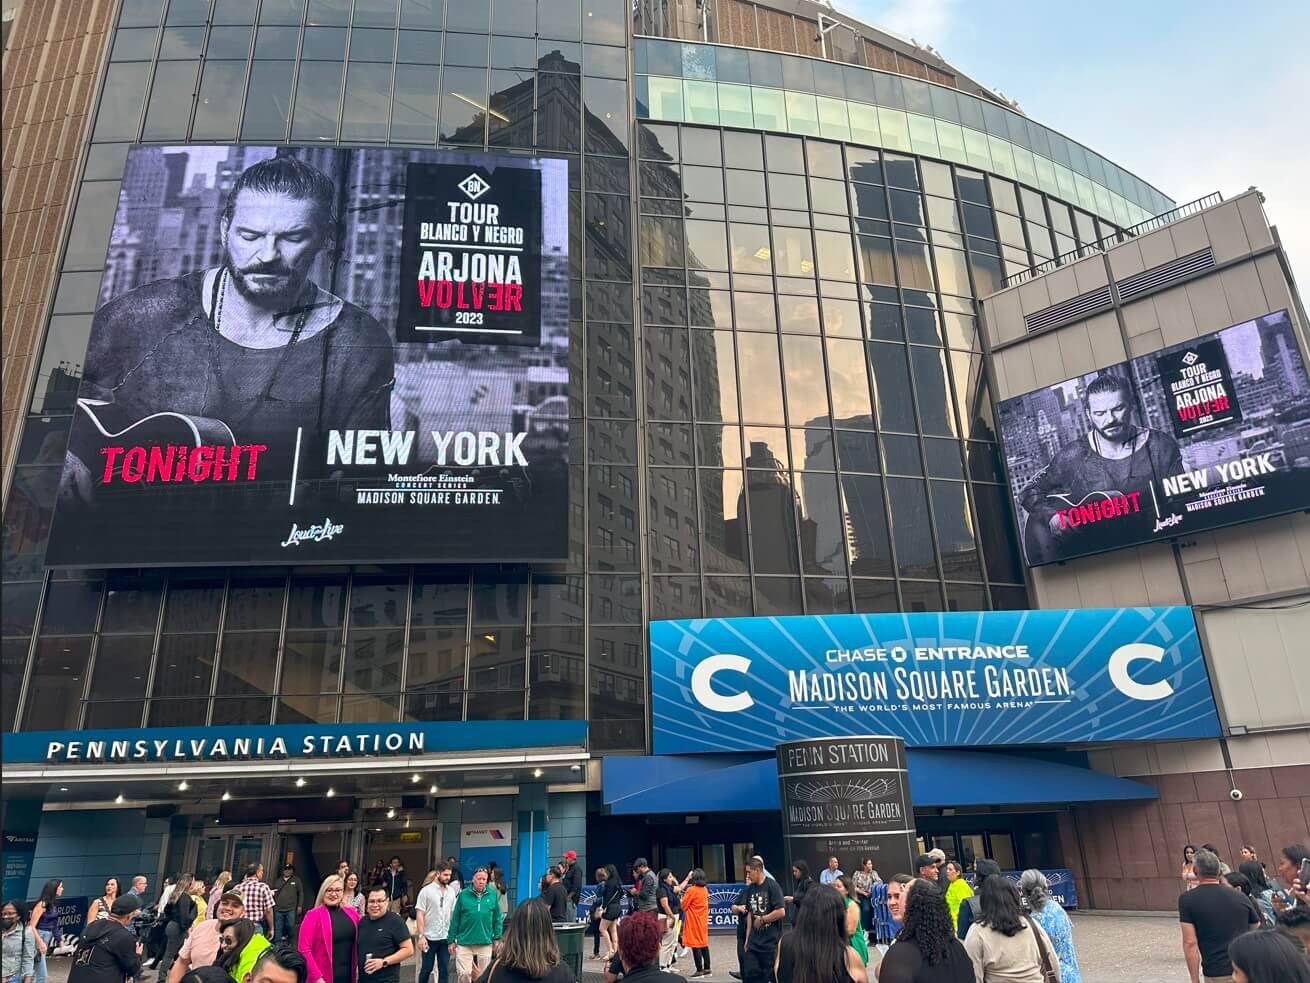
[962,876,1060,983]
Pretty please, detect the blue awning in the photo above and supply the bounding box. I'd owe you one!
[602,750,1156,815]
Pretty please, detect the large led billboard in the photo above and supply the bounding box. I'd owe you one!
[45,146,569,566]
[998,310,1310,566]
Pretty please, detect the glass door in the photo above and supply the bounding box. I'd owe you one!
[194,836,229,887]
[185,828,277,883]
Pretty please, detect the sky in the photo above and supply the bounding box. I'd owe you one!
[841,0,1310,290]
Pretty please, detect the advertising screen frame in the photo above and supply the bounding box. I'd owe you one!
[997,309,1310,568]
[43,144,570,568]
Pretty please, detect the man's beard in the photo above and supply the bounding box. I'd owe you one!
[225,252,309,311]
[1094,420,1135,446]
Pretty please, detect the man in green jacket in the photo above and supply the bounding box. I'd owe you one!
[448,869,503,983]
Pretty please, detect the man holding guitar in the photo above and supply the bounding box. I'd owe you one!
[1017,372,1182,564]
[61,154,394,503]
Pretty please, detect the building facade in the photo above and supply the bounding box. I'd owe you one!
[2,0,1304,911]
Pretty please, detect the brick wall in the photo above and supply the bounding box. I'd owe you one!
[1,0,113,478]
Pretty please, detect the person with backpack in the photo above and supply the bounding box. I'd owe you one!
[954,860,1000,941]
[68,896,144,983]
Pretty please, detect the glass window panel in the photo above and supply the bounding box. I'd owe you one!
[857,236,895,286]
[968,252,1004,297]
[850,183,888,221]
[869,342,915,432]
[736,334,784,424]
[646,76,683,120]
[351,0,398,25]
[795,471,846,576]
[900,580,943,613]
[527,627,585,719]
[280,630,343,692]
[159,24,205,58]
[275,693,338,724]
[932,245,971,298]
[907,113,939,156]
[224,576,285,630]
[839,475,892,577]
[301,25,346,58]
[390,64,437,142]
[973,483,1025,584]
[650,577,702,621]
[466,628,526,718]
[895,239,935,291]
[152,633,217,698]
[810,231,852,284]
[809,177,848,215]
[682,80,718,125]
[791,427,834,472]
[240,60,294,139]
[875,108,909,152]
[724,168,766,207]
[404,683,464,723]
[21,637,91,730]
[783,91,818,136]
[747,476,799,575]
[101,577,164,634]
[344,629,404,693]
[815,96,849,141]
[395,29,440,61]
[886,476,937,579]
[93,62,151,140]
[84,701,147,729]
[819,297,860,339]
[924,437,965,479]
[714,82,752,127]
[881,433,922,476]
[685,220,728,270]
[932,481,983,581]
[772,225,814,278]
[754,577,803,614]
[112,26,160,59]
[750,86,784,130]
[826,338,873,426]
[845,102,879,146]
[191,60,247,139]
[349,27,395,60]
[692,330,738,422]
[406,626,466,687]
[440,65,487,143]
[86,635,153,701]
[640,215,684,268]
[254,24,298,56]
[288,578,346,630]
[166,0,208,25]
[805,578,851,614]
[778,295,819,335]
[589,626,644,751]
[341,61,392,141]
[889,189,923,225]
[215,630,279,695]
[213,0,258,22]
[700,469,748,573]
[912,347,955,436]
[585,76,628,152]
[781,335,828,427]
[729,223,771,274]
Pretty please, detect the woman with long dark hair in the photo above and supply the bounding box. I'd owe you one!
[1229,930,1310,983]
[962,875,1059,983]
[1237,861,1276,926]
[482,900,572,983]
[681,870,710,979]
[876,881,972,983]
[87,878,121,926]
[833,876,869,966]
[773,885,866,983]
[1182,844,1199,892]
[597,864,623,961]
[784,861,813,927]
[29,880,62,983]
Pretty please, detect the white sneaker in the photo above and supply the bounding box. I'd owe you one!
[679,947,690,959]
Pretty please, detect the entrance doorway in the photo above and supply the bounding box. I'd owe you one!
[359,823,438,896]
[189,827,278,886]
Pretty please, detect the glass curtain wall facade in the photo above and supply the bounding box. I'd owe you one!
[1,0,1166,754]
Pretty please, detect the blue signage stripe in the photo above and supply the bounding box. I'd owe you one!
[649,608,1219,754]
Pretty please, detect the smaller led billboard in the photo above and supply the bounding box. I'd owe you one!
[999,310,1310,566]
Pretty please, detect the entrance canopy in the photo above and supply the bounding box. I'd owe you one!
[601,750,1156,815]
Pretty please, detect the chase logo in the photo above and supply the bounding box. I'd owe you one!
[1108,643,1175,701]
[690,653,754,713]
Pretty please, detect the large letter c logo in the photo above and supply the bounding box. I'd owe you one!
[1108,643,1175,701]
[691,653,754,713]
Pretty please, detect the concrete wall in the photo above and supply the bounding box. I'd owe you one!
[979,191,1310,908]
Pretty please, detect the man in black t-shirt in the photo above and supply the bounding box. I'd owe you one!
[741,858,785,983]
[538,868,570,922]
[358,887,415,983]
[1179,849,1258,983]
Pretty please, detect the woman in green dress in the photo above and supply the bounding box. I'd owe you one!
[834,875,870,965]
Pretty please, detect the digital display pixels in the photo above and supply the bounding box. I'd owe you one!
[998,310,1310,566]
[45,145,569,566]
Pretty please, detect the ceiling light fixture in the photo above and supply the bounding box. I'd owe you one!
[326,787,336,798]
[177,780,189,791]
[533,768,544,778]
[59,786,69,792]
[115,794,125,804]
[221,791,231,801]
[411,774,421,784]
[429,784,438,794]
[386,807,396,819]
[294,777,306,788]
[570,764,582,772]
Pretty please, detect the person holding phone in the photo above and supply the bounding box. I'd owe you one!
[356,889,412,983]
[1272,845,1309,912]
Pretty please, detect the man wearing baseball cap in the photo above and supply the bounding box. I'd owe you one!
[559,850,583,923]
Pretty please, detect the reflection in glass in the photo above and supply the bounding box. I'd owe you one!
[887,477,937,579]
[840,474,892,577]
[736,334,785,424]
[701,470,747,574]
[931,481,983,581]
[869,343,915,432]
[781,335,828,427]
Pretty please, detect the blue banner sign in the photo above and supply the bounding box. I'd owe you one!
[2,833,37,902]
[577,870,1077,933]
[651,608,1218,753]
[3,720,587,764]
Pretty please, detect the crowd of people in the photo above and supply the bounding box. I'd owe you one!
[5,840,1307,983]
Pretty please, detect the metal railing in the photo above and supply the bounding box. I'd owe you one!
[1003,192,1224,288]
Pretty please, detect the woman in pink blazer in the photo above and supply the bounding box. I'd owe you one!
[299,875,361,983]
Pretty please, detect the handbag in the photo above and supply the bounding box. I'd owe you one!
[1026,917,1059,983]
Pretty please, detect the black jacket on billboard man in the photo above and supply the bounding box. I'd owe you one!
[62,155,394,500]
[1018,372,1183,563]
